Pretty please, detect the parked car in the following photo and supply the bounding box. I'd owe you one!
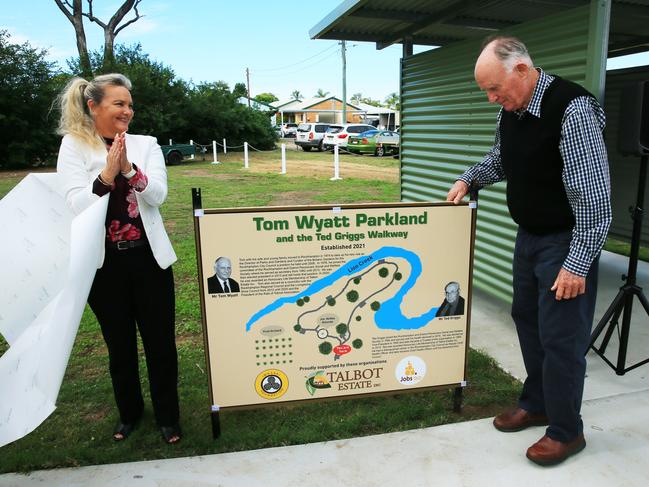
[322,123,376,150]
[347,130,400,157]
[280,123,298,138]
[295,123,330,151]
[159,143,195,165]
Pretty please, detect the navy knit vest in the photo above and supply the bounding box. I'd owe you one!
[500,76,594,234]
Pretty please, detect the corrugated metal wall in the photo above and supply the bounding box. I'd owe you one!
[603,66,649,245]
[400,5,598,302]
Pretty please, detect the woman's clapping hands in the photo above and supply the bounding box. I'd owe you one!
[101,132,130,184]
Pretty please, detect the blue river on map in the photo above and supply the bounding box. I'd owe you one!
[245,246,439,331]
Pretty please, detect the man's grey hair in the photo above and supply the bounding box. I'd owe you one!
[481,35,533,72]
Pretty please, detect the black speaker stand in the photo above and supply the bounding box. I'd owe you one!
[589,154,649,375]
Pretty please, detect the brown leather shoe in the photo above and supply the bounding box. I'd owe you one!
[493,408,549,432]
[526,434,586,466]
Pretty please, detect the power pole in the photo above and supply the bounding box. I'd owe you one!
[246,67,251,107]
[341,40,347,124]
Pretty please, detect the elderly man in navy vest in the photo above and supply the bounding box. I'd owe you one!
[447,36,611,466]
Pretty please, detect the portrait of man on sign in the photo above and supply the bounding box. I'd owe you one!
[435,281,465,317]
[207,256,240,294]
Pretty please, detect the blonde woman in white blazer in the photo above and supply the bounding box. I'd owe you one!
[56,73,181,444]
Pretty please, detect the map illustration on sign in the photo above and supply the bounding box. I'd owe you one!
[246,246,441,360]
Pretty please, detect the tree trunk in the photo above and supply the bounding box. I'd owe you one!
[54,0,142,74]
[99,0,141,72]
[103,31,115,71]
[74,23,92,78]
[53,0,92,77]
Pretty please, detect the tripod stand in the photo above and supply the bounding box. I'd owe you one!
[589,154,649,375]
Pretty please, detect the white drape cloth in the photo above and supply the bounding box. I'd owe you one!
[0,173,107,448]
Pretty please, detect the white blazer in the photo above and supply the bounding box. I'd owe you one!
[57,133,177,269]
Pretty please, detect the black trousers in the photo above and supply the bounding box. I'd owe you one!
[88,245,179,426]
[512,228,598,442]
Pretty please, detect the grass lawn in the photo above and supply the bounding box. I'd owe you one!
[0,149,521,473]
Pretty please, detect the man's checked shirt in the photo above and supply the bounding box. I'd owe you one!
[459,69,612,277]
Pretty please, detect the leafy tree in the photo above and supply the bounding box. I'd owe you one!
[384,92,400,129]
[184,80,238,143]
[351,92,363,104]
[315,88,329,98]
[187,81,276,149]
[254,92,278,104]
[360,96,382,107]
[291,90,303,101]
[336,323,348,336]
[0,31,61,167]
[233,82,248,99]
[384,92,400,110]
[352,338,363,349]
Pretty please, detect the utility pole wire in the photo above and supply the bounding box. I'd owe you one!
[253,49,341,79]
[253,44,339,72]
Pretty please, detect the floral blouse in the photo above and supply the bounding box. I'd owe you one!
[92,139,149,243]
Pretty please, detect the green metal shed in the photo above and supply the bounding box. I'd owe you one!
[311,0,649,302]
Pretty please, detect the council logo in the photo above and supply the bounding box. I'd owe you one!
[395,355,426,387]
[255,369,289,400]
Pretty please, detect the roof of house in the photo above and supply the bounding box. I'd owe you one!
[265,96,395,113]
[299,96,361,110]
[275,96,364,112]
[353,101,395,114]
[237,97,278,111]
[274,98,300,109]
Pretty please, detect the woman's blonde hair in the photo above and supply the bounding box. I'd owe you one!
[56,73,132,147]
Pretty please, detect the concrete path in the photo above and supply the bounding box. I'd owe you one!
[2,251,649,487]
